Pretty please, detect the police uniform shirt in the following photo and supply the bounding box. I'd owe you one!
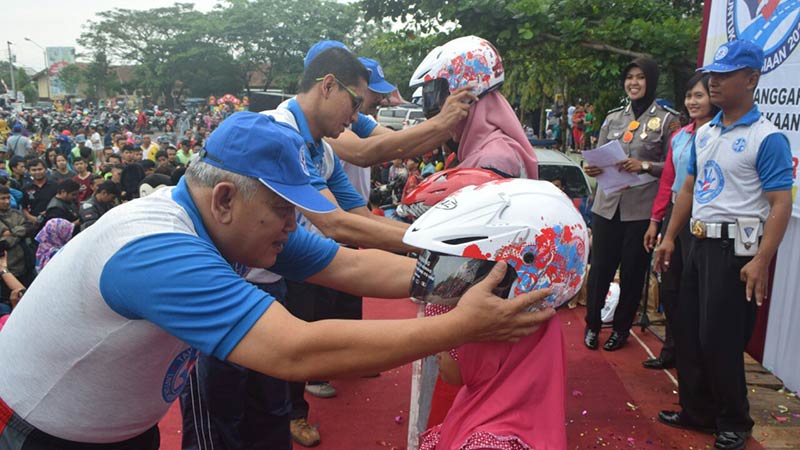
[592,101,680,221]
[688,106,793,223]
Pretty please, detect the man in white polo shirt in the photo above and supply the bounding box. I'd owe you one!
[655,40,793,450]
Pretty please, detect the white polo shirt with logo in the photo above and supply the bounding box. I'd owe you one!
[688,106,793,223]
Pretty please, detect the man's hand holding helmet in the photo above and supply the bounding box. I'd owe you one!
[450,261,556,343]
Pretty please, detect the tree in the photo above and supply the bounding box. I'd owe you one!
[79,3,220,108]
[360,0,701,135]
[205,0,361,95]
[0,62,38,103]
[83,42,118,100]
[352,24,450,100]
[58,64,84,95]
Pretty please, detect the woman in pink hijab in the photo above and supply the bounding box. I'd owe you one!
[410,36,567,450]
[409,35,538,180]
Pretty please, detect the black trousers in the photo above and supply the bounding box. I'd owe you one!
[284,280,362,420]
[656,202,691,362]
[675,236,757,432]
[585,210,651,334]
[179,281,291,450]
[0,401,159,450]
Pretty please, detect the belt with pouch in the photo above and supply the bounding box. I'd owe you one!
[690,218,763,239]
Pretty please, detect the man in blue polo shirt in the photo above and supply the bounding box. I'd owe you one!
[0,112,553,449]
[264,45,421,446]
[655,40,793,450]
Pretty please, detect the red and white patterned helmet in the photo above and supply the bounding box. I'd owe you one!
[403,179,588,309]
[409,35,504,96]
[396,167,503,221]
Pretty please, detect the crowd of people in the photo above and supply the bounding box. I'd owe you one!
[0,111,218,315]
[0,32,792,450]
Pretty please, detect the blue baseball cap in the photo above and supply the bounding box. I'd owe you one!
[698,40,764,73]
[201,112,335,213]
[358,57,397,94]
[11,123,22,132]
[304,40,350,69]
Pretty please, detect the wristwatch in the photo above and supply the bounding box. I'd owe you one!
[0,269,8,276]
[641,161,651,173]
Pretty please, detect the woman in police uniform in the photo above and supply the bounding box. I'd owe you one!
[583,56,680,351]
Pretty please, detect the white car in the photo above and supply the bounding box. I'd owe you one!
[377,105,425,130]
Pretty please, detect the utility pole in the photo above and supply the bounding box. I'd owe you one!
[6,41,17,101]
[25,37,49,100]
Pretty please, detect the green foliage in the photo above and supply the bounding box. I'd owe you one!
[0,62,36,102]
[360,0,702,132]
[205,0,360,94]
[58,64,84,95]
[73,0,702,129]
[352,25,450,99]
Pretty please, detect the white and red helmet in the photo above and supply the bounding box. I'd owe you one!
[409,35,504,94]
[403,179,588,309]
[409,36,505,118]
[396,167,503,221]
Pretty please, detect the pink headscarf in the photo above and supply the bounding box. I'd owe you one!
[457,91,539,180]
[35,218,75,272]
[422,318,567,450]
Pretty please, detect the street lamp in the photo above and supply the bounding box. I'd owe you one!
[24,37,49,100]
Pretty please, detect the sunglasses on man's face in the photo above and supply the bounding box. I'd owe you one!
[317,76,364,113]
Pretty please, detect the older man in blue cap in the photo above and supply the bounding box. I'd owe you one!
[655,39,793,450]
[0,111,553,449]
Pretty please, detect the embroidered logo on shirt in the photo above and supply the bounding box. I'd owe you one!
[695,160,725,204]
[732,137,746,153]
[299,145,311,176]
[162,347,198,402]
[697,133,711,149]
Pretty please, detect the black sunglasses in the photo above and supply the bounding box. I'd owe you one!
[317,76,364,113]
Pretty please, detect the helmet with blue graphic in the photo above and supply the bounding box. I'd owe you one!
[403,179,588,309]
[409,35,504,118]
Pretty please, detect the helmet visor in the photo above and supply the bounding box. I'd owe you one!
[410,250,517,305]
[421,79,451,119]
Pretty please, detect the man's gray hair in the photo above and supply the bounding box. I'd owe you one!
[185,159,260,200]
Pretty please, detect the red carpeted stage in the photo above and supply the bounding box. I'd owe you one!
[158,298,765,450]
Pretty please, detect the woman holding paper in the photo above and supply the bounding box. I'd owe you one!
[582,56,681,352]
[640,73,719,369]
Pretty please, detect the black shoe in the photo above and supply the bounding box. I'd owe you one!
[603,331,628,351]
[714,431,750,450]
[584,329,599,350]
[642,356,675,370]
[657,410,716,434]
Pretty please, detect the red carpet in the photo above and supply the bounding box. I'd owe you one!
[158,301,765,450]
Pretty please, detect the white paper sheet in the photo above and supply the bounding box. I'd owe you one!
[582,141,641,194]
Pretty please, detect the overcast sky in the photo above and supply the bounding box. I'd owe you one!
[3,0,221,71]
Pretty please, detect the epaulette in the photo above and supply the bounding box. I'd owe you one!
[607,106,625,114]
[661,105,680,116]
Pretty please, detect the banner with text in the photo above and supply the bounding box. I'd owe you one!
[703,0,800,217]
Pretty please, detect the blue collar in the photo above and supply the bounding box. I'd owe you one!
[286,98,322,153]
[171,177,213,244]
[709,105,760,135]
